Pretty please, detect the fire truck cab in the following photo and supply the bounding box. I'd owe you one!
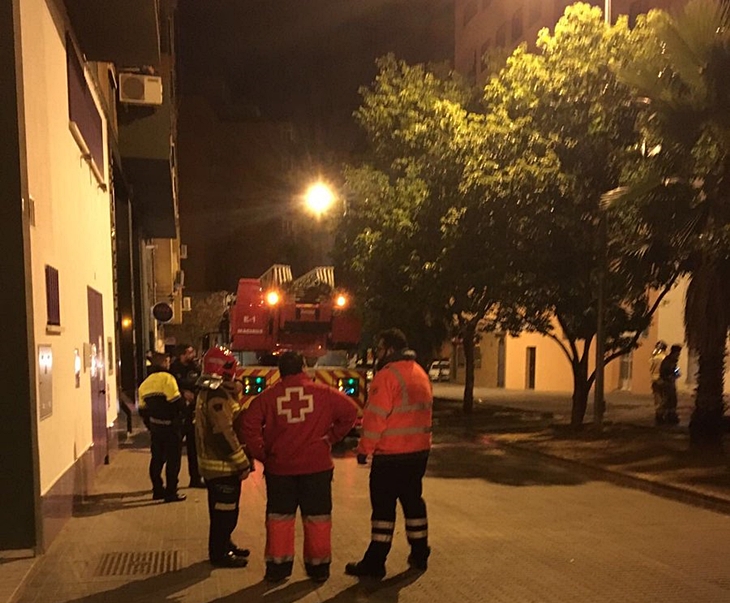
[227,265,366,416]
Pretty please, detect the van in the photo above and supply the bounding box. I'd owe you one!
[428,359,451,382]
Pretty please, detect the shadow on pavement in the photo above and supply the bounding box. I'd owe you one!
[427,443,587,486]
[73,491,161,517]
[320,570,422,602]
[209,578,316,603]
[48,560,212,603]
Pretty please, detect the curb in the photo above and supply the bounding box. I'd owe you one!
[498,440,730,516]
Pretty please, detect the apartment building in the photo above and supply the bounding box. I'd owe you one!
[1,0,181,553]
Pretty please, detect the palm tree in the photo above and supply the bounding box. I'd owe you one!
[615,0,730,451]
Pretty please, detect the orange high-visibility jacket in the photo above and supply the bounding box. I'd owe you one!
[357,359,432,456]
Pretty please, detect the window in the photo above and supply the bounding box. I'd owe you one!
[496,22,507,47]
[66,35,104,187]
[463,0,478,26]
[512,7,524,42]
[45,265,60,327]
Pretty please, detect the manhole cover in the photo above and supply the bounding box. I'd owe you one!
[94,551,182,577]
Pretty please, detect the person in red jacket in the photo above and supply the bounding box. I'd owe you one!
[239,351,357,584]
[345,328,433,579]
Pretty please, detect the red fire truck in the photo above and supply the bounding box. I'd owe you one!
[227,265,367,415]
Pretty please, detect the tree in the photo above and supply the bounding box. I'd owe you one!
[614,0,730,451]
[333,56,478,372]
[478,3,680,426]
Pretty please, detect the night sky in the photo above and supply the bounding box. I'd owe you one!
[175,1,455,290]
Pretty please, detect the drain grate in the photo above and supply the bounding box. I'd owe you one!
[94,550,182,577]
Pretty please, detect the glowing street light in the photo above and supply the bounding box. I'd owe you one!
[304,181,335,217]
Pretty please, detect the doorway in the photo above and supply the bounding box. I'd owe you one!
[88,288,108,466]
[525,347,536,390]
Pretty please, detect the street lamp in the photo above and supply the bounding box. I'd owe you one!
[304,181,335,217]
[593,0,612,426]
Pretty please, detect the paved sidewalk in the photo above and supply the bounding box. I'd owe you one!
[432,384,730,511]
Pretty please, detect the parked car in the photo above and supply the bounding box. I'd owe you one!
[428,359,451,382]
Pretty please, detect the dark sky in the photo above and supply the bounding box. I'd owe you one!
[177,0,454,155]
[175,1,455,290]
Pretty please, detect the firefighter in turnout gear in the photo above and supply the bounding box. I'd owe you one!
[239,351,357,584]
[195,347,251,569]
[346,328,432,579]
[137,352,186,503]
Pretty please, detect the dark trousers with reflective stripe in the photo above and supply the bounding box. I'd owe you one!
[265,469,333,576]
[206,475,242,561]
[363,451,429,567]
[149,426,182,495]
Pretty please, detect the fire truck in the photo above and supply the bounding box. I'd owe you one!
[227,264,367,416]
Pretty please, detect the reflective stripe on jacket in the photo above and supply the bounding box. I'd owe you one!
[357,359,432,456]
[195,383,250,480]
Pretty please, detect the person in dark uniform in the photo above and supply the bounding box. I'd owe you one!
[170,344,204,488]
[138,352,187,502]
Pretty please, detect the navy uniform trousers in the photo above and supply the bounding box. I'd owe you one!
[363,451,429,567]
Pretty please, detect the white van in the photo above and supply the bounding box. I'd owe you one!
[428,359,451,382]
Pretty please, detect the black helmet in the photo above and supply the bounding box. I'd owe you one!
[654,340,667,352]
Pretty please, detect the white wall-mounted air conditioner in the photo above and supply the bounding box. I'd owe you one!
[182,296,192,312]
[119,73,163,106]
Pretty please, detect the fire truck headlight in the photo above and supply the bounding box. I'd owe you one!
[265,290,280,306]
[335,294,348,308]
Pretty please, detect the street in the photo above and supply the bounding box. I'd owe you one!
[9,432,730,603]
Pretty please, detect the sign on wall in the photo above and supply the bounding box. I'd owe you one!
[38,345,53,419]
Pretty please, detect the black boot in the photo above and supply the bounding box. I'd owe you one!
[344,560,386,579]
[407,546,430,571]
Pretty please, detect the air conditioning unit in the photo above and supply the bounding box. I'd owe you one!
[119,73,163,106]
[182,296,192,312]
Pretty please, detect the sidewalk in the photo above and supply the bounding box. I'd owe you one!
[432,383,730,512]
[2,386,729,603]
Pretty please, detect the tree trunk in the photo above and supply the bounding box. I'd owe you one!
[689,340,726,453]
[462,322,476,415]
[570,357,590,428]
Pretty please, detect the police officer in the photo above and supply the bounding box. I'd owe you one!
[346,328,432,579]
[196,347,251,568]
[170,344,204,488]
[240,351,357,584]
[138,352,186,502]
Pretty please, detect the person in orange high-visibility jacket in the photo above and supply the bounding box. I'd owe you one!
[345,328,432,579]
[239,351,357,584]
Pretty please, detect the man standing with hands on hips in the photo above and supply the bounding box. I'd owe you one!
[346,328,433,579]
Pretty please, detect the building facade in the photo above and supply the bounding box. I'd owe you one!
[1,0,181,553]
[451,0,702,396]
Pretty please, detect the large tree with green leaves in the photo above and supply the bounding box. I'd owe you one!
[613,0,730,451]
[333,56,481,375]
[474,3,682,426]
